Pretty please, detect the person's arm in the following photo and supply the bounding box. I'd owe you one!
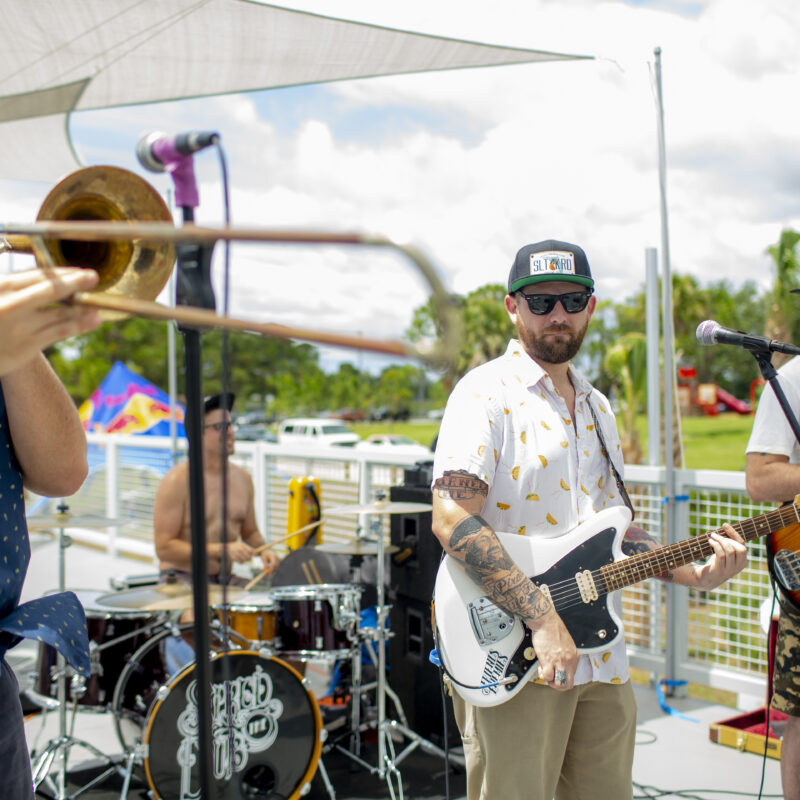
[621,523,747,590]
[431,470,578,690]
[746,452,800,504]
[153,466,196,571]
[0,268,100,496]
[238,470,280,574]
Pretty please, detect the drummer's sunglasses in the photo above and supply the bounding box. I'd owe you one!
[517,289,593,315]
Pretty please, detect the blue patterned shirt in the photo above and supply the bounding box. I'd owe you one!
[0,385,90,675]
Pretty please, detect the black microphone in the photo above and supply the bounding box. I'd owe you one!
[695,320,800,356]
[136,130,219,173]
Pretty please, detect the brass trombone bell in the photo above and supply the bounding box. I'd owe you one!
[3,165,175,319]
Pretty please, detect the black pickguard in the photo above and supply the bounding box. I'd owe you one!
[503,526,620,691]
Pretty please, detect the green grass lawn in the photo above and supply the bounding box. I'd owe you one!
[634,412,754,471]
[345,410,756,472]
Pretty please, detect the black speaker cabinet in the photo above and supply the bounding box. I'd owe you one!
[389,484,442,603]
[388,595,459,747]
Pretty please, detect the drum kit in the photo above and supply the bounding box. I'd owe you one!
[26,495,454,800]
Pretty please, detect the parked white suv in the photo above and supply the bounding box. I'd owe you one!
[277,418,360,448]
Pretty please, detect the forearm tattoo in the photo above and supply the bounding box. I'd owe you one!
[622,525,674,582]
[442,508,552,622]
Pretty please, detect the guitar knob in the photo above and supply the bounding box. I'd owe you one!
[598,629,607,639]
[523,647,536,661]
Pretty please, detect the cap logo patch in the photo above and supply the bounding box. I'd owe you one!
[529,251,575,278]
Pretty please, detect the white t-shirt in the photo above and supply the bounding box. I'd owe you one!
[746,356,800,465]
[433,339,630,685]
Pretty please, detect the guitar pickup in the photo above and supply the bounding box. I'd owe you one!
[575,569,599,603]
[467,597,515,646]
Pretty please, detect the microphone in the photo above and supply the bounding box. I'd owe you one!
[695,320,800,356]
[136,130,219,173]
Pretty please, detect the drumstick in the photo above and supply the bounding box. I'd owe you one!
[244,518,324,591]
[243,566,271,592]
[252,517,324,555]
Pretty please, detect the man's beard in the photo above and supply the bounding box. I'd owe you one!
[516,318,589,364]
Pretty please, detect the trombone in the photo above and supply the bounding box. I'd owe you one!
[1,166,459,367]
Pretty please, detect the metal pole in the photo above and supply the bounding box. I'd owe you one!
[645,248,661,466]
[654,46,679,683]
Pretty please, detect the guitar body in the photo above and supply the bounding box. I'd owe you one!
[767,524,800,612]
[433,506,631,708]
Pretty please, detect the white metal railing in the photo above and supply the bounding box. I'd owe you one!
[28,435,778,705]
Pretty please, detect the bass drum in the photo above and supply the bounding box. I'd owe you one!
[112,628,322,800]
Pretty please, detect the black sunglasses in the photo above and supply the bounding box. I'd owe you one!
[204,421,232,432]
[517,290,593,315]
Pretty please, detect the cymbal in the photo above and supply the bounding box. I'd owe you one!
[316,540,400,556]
[96,585,248,612]
[27,513,125,531]
[325,500,432,516]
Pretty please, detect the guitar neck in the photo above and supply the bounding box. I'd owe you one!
[601,503,799,593]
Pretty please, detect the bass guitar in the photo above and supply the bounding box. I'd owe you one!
[433,502,798,708]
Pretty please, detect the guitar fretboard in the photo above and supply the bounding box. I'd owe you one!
[599,503,799,594]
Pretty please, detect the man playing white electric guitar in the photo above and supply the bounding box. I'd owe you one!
[431,240,747,800]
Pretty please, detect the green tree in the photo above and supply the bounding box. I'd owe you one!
[765,229,800,368]
[407,284,514,384]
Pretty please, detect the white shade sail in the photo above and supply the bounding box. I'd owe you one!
[0,0,589,181]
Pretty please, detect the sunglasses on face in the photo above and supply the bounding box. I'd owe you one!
[517,290,593,315]
[204,421,232,432]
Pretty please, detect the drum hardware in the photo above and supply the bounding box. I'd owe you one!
[29,504,137,800]
[325,491,453,796]
[316,540,401,556]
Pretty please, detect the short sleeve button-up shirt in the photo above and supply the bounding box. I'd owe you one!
[433,338,629,685]
[0,386,90,677]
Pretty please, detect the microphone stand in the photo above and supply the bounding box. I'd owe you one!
[752,351,800,447]
[172,155,217,798]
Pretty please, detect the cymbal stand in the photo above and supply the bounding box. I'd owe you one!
[29,505,133,799]
[333,495,457,799]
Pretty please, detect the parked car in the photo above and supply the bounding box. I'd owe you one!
[234,423,277,442]
[277,418,360,447]
[354,434,431,457]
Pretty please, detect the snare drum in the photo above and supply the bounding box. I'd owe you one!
[272,584,361,658]
[213,591,277,644]
[32,588,159,709]
[112,633,321,800]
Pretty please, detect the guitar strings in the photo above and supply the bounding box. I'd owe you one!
[534,505,798,615]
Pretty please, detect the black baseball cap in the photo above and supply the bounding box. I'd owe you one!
[508,240,594,293]
[204,392,235,415]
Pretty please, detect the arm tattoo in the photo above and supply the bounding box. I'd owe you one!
[434,470,489,502]
[622,525,675,582]
[448,513,552,622]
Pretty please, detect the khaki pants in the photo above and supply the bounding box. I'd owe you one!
[452,680,636,800]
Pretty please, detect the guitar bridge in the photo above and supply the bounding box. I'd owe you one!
[467,597,515,647]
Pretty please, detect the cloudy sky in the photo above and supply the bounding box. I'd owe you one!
[2,0,799,373]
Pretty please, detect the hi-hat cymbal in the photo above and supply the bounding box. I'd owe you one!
[96,585,247,612]
[316,540,400,556]
[27,513,125,531]
[325,500,432,516]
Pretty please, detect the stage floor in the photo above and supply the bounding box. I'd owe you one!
[14,535,783,800]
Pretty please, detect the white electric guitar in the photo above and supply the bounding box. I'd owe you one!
[433,503,797,708]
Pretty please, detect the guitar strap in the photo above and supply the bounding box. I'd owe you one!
[587,397,635,521]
